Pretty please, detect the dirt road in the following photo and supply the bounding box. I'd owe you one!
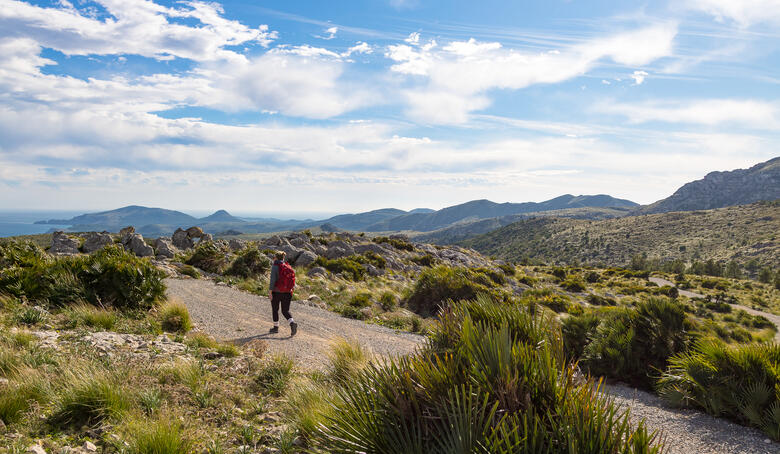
[165,278,424,369]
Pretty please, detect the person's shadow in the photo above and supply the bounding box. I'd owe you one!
[232,332,292,344]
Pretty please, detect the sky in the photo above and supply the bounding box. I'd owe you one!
[0,0,778,215]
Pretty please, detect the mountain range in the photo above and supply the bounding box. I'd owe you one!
[35,156,779,239]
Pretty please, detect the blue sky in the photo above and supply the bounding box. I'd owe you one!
[0,0,778,215]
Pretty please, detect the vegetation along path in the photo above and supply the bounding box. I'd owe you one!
[167,277,778,453]
[650,276,780,342]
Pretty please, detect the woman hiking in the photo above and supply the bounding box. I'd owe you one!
[268,251,298,336]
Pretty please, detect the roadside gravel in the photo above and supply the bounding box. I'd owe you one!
[607,384,779,454]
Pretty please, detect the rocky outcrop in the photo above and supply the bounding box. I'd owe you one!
[122,233,154,257]
[295,250,318,267]
[119,226,135,236]
[228,239,246,251]
[171,226,210,250]
[82,232,113,253]
[154,238,177,258]
[50,231,80,255]
[636,157,780,214]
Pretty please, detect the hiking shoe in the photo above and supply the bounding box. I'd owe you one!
[269,326,279,334]
[290,322,298,337]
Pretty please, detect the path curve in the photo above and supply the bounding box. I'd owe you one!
[650,276,780,342]
[165,278,425,369]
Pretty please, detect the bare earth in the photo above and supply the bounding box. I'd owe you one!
[167,277,778,454]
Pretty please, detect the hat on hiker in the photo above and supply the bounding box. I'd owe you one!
[275,250,286,260]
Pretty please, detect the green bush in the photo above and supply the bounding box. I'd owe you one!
[654,285,679,298]
[551,267,567,280]
[562,312,601,360]
[185,242,228,274]
[226,247,271,278]
[587,294,616,306]
[349,292,372,308]
[314,256,365,281]
[372,236,415,251]
[327,338,371,384]
[410,254,438,267]
[0,244,165,309]
[658,341,780,440]
[405,266,507,317]
[560,277,587,293]
[307,295,662,453]
[575,298,690,389]
[497,262,515,276]
[159,300,193,333]
[177,265,200,279]
[516,273,538,286]
[521,288,570,313]
[66,304,117,330]
[585,271,601,283]
[378,291,398,311]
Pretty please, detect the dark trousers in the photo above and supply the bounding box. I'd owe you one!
[271,291,292,322]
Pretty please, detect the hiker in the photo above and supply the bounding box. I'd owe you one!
[268,251,298,336]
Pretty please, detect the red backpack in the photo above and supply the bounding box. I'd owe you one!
[274,261,296,293]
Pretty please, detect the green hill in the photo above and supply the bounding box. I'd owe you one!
[463,201,779,269]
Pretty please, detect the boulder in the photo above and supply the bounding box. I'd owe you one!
[123,233,154,257]
[186,226,204,237]
[307,266,327,277]
[26,445,47,454]
[263,235,284,247]
[279,245,303,263]
[354,243,390,256]
[50,231,80,255]
[119,226,135,236]
[82,232,113,253]
[200,233,213,243]
[228,239,246,251]
[294,250,318,267]
[172,228,193,249]
[154,238,177,259]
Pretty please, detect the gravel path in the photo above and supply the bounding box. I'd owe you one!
[607,384,779,454]
[167,277,779,452]
[165,278,425,369]
[650,276,780,341]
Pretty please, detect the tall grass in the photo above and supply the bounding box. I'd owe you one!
[255,354,294,397]
[126,417,192,454]
[158,299,192,333]
[657,341,780,439]
[305,295,662,453]
[50,364,133,427]
[326,338,371,384]
[65,304,117,330]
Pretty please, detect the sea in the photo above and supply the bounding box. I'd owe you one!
[0,211,79,238]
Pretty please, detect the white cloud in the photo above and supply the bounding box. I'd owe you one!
[595,99,780,129]
[630,70,648,85]
[685,0,780,27]
[317,26,338,40]
[344,42,373,57]
[0,0,277,63]
[386,23,677,123]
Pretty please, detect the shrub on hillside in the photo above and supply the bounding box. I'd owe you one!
[308,295,662,453]
[572,298,690,389]
[586,294,616,306]
[410,254,438,267]
[314,256,365,281]
[405,266,508,317]
[658,341,780,440]
[521,287,571,313]
[185,241,228,274]
[497,262,515,276]
[560,277,587,292]
[226,247,271,278]
[372,236,415,251]
[0,244,165,309]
